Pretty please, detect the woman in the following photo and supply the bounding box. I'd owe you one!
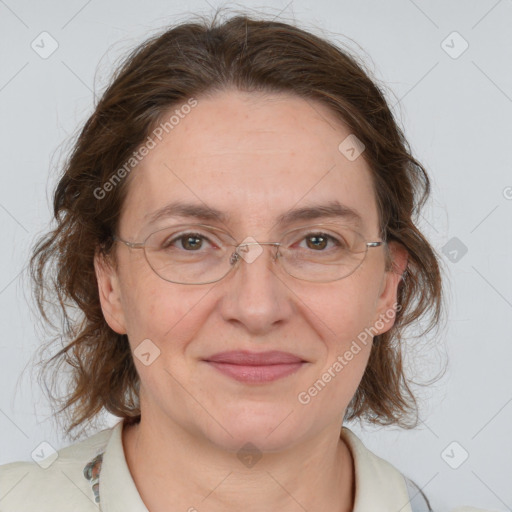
[0,12,492,512]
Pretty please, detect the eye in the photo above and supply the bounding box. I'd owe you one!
[299,231,347,251]
[160,231,219,252]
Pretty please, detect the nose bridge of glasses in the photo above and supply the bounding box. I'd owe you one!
[233,240,281,262]
[237,240,281,248]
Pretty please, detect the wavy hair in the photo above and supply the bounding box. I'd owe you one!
[29,10,445,439]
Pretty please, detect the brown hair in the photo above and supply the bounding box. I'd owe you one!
[29,10,444,439]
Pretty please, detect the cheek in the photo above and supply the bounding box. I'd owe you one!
[322,305,373,382]
[319,267,386,385]
[116,251,178,334]
[310,293,375,405]
[119,270,211,355]
[319,279,382,344]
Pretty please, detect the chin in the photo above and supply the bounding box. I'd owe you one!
[199,407,307,454]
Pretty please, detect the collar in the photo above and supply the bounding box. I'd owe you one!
[340,427,412,512]
[93,420,411,512]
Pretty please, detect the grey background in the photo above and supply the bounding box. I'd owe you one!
[0,1,511,511]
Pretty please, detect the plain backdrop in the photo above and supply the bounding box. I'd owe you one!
[0,1,511,511]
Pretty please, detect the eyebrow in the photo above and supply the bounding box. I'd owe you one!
[145,200,364,229]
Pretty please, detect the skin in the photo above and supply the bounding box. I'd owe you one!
[95,89,408,512]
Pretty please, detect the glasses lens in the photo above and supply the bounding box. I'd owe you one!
[143,224,234,284]
[141,223,373,284]
[278,224,368,282]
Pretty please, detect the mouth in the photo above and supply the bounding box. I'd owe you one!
[203,350,307,384]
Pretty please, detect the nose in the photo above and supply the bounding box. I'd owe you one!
[231,241,280,265]
[218,241,293,334]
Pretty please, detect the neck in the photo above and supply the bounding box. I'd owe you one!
[122,413,355,512]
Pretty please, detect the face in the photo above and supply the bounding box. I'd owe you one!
[95,89,407,452]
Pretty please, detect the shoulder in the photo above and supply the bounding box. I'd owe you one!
[341,426,422,511]
[0,425,114,512]
[404,469,498,512]
[340,427,497,512]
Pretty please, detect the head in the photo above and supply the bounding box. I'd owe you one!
[31,12,442,444]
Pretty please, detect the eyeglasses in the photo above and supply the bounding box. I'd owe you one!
[113,222,385,285]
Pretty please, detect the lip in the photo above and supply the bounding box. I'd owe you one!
[206,350,304,365]
[204,350,307,383]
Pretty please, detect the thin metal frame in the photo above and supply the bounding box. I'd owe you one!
[113,223,385,284]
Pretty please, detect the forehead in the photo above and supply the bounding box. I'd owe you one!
[120,90,379,237]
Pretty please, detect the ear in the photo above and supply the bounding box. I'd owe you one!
[94,248,127,335]
[372,241,408,335]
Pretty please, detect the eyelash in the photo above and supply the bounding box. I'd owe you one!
[163,231,344,251]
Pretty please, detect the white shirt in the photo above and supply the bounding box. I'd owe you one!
[0,420,494,511]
